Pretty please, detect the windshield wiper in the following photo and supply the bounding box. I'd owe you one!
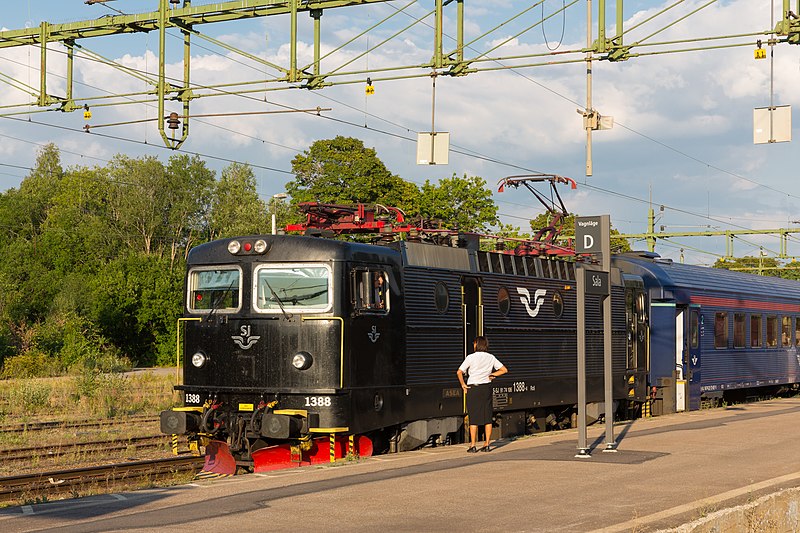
[206,280,236,323]
[285,288,327,303]
[263,278,293,320]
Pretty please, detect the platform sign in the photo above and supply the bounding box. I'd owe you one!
[584,269,609,296]
[574,214,615,458]
[575,216,604,254]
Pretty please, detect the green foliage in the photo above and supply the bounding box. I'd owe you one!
[6,381,52,413]
[71,366,131,417]
[88,255,182,367]
[487,223,532,251]
[779,261,800,280]
[713,256,788,278]
[417,173,498,232]
[286,136,418,212]
[0,145,196,371]
[208,162,269,239]
[1,350,55,379]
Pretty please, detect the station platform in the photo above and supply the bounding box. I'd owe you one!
[4,397,800,532]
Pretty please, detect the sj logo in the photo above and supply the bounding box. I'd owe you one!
[368,325,381,343]
[517,288,547,318]
[232,325,260,350]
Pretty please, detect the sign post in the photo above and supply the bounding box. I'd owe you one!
[575,215,615,457]
[575,265,590,457]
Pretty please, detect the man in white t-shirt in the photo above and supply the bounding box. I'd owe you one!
[456,336,508,452]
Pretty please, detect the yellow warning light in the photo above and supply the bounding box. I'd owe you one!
[628,375,635,384]
[628,388,635,397]
[83,104,92,120]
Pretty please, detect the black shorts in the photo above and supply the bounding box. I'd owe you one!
[466,383,493,426]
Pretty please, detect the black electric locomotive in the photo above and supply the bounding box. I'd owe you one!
[160,229,649,473]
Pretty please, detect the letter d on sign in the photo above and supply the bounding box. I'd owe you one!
[583,235,594,250]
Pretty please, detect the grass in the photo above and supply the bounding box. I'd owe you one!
[0,370,177,425]
[0,369,179,465]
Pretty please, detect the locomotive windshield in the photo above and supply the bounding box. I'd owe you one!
[254,263,332,314]
[187,267,241,313]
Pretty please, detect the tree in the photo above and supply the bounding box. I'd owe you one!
[105,155,170,256]
[0,144,65,247]
[165,154,215,266]
[416,173,498,232]
[208,162,269,239]
[88,254,182,366]
[286,136,418,210]
[713,256,782,277]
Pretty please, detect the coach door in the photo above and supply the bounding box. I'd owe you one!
[461,277,482,357]
[675,307,687,411]
[686,306,702,410]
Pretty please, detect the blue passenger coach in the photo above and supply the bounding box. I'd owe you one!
[615,252,800,412]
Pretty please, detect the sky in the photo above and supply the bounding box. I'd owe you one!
[1,0,799,266]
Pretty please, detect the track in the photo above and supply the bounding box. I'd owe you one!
[0,435,177,465]
[0,456,204,504]
[0,415,159,434]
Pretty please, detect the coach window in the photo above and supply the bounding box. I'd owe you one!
[733,313,745,348]
[782,316,792,347]
[750,314,762,348]
[352,270,389,313]
[766,315,778,347]
[714,312,728,349]
[690,311,699,349]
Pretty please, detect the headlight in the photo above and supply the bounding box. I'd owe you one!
[227,240,241,254]
[254,239,268,253]
[292,351,313,370]
[191,351,208,368]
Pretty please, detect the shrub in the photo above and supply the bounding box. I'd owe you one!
[6,381,52,414]
[0,349,59,379]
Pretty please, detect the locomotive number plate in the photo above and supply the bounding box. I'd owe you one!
[185,393,202,405]
[304,396,332,407]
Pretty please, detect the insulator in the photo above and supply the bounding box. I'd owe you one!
[167,112,181,130]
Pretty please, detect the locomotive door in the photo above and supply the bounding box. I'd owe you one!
[461,277,482,357]
[348,266,397,387]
